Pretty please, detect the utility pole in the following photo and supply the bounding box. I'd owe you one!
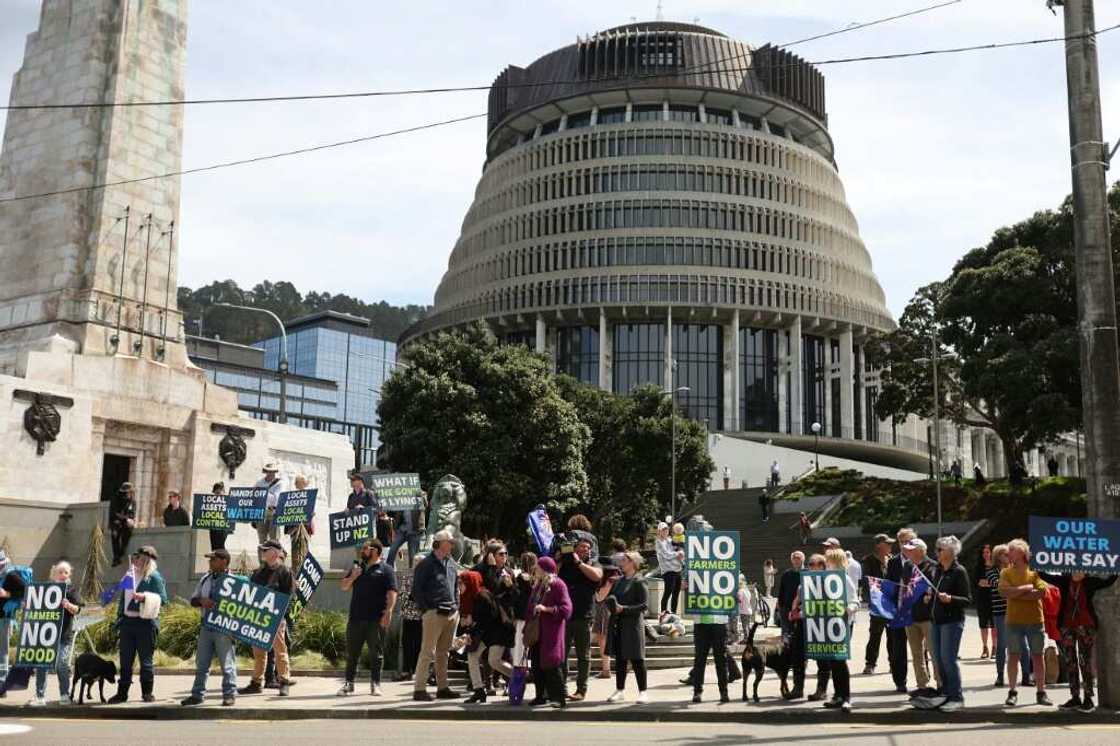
[1056,0,1120,708]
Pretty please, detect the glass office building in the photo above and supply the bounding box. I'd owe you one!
[402,22,898,447]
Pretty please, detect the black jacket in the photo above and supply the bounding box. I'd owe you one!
[163,505,190,527]
[930,561,971,625]
[250,563,293,595]
[911,558,938,623]
[886,554,908,583]
[1038,572,1118,629]
[860,553,889,601]
[777,567,801,611]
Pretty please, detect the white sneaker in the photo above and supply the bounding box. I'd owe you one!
[606,689,626,703]
[370,684,382,697]
[940,699,964,713]
[337,682,354,696]
[840,700,851,713]
[29,697,47,707]
[58,695,71,705]
[636,691,649,704]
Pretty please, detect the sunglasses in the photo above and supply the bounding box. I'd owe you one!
[497,551,508,556]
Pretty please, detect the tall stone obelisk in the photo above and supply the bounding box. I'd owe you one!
[0,0,188,374]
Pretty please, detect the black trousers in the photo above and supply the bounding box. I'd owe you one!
[563,616,592,694]
[692,624,729,694]
[118,618,156,695]
[208,530,228,551]
[401,619,422,675]
[344,620,386,684]
[661,572,682,613]
[616,658,648,692]
[111,526,132,563]
[827,659,851,701]
[866,615,888,667]
[887,626,909,689]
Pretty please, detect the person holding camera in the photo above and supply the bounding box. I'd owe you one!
[337,538,397,697]
[557,536,603,701]
[602,551,650,704]
[412,530,461,701]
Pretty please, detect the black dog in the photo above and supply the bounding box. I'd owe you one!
[72,653,117,704]
[741,622,793,702]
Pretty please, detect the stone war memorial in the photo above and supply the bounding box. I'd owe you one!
[0,0,354,598]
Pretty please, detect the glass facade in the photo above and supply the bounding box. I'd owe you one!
[200,367,338,420]
[556,326,600,385]
[802,335,826,435]
[612,323,665,394]
[672,324,722,430]
[739,327,778,432]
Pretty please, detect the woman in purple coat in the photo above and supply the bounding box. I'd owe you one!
[527,556,572,709]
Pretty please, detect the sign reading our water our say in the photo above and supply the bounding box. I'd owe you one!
[365,472,424,511]
[684,530,740,617]
[16,582,67,667]
[274,489,317,527]
[1029,515,1120,574]
[191,492,232,531]
[286,553,324,625]
[202,574,290,649]
[330,507,375,549]
[226,487,268,523]
[802,570,850,660]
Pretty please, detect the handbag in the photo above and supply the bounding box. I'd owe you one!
[139,592,162,620]
[508,663,528,705]
[522,616,540,648]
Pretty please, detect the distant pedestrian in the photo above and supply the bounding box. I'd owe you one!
[723,466,731,490]
[798,512,812,545]
[162,491,190,527]
[109,482,136,566]
[1046,455,1059,478]
[973,464,986,486]
[762,559,777,598]
[759,490,770,522]
[951,460,962,486]
[770,460,781,487]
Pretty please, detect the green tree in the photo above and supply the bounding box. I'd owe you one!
[376,323,588,541]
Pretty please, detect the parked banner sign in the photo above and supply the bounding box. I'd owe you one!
[366,473,424,511]
[684,530,740,617]
[16,582,67,668]
[191,493,231,531]
[226,487,268,523]
[802,570,850,660]
[274,489,317,527]
[1030,515,1120,574]
[286,553,324,624]
[330,507,375,549]
[202,574,290,649]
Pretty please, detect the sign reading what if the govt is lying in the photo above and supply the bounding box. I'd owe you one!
[286,552,324,625]
[202,574,290,649]
[16,582,67,667]
[684,530,740,617]
[273,489,317,527]
[226,487,268,523]
[191,492,232,531]
[329,507,375,549]
[802,570,851,660]
[365,472,424,511]
[1029,515,1120,574]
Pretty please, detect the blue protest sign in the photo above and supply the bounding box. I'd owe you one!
[226,487,268,523]
[191,492,231,531]
[15,582,66,668]
[1029,515,1120,574]
[684,530,740,617]
[802,570,850,660]
[274,489,317,527]
[202,574,290,650]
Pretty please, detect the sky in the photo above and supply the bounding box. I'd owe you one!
[2,0,1119,318]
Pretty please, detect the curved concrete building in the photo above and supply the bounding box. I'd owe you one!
[404,22,897,445]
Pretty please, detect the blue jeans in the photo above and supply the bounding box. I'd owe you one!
[0,618,9,686]
[930,621,965,701]
[191,627,237,698]
[993,615,1032,681]
[35,638,73,699]
[388,531,420,567]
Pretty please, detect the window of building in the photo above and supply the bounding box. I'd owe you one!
[612,322,665,394]
[631,104,663,122]
[503,330,535,348]
[853,345,863,440]
[668,105,698,122]
[802,334,827,435]
[707,108,732,126]
[557,326,600,385]
[739,327,778,432]
[539,119,560,136]
[566,111,592,130]
[673,324,723,430]
[598,107,626,125]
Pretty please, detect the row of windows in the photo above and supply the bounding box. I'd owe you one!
[526,105,778,143]
[480,126,838,203]
[464,163,853,232]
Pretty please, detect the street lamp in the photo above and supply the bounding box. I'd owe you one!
[215,303,288,424]
[811,421,822,471]
[662,384,691,521]
[916,339,958,541]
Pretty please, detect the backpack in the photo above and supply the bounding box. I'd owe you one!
[1,565,33,619]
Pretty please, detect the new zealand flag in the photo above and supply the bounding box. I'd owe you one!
[868,570,932,628]
[867,576,899,621]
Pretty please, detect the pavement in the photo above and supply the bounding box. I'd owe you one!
[1,609,1115,725]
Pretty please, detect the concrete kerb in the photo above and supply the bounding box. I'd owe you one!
[2,702,1116,725]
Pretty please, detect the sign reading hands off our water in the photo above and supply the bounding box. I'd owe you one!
[1029,515,1120,574]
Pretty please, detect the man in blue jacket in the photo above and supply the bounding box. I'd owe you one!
[411,530,460,701]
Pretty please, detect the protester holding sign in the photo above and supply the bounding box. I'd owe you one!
[108,546,167,704]
[282,475,317,543]
[1037,568,1117,712]
[799,551,857,712]
[0,549,30,697]
[208,482,231,551]
[238,541,293,697]
[915,536,971,712]
[28,563,81,706]
[182,549,237,707]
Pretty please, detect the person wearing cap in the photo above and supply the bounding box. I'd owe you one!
[412,529,461,701]
[337,538,397,697]
[182,549,237,706]
[237,540,293,696]
[208,482,230,551]
[107,546,168,704]
[862,533,896,675]
[654,522,683,619]
[254,462,286,545]
[884,528,917,693]
[162,491,190,527]
[109,481,137,566]
[901,537,942,699]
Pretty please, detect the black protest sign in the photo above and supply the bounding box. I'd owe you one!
[330,507,375,549]
[274,489,317,527]
[226,487,268,523]
[286,553,324,624]
[16,582,67,668]
[366,472,424,511]
[202,574,290,650]
[191,493,231,531]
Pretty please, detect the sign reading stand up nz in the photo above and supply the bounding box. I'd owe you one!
[330,507,375,549]
[1029,515,1120,574]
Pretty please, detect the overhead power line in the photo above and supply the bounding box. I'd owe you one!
[0,112,486,204]
[5,17,1113,113]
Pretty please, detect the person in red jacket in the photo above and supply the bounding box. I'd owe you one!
[1038,570,1117,712]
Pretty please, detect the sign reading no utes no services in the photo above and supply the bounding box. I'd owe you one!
[684,530,740,617]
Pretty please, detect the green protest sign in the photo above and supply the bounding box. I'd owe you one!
[684,530,740,617]
[16,582,67,668]
[802,570,850,660]
[191,492,231,531]
[365,472,424,511]
[202,574,290,650]
[274,489,316,527]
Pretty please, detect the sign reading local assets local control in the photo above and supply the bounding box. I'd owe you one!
[684,530,740,617]
[16,582,67,668]
[1029,515,1120,574]
[802,570,850,660]
[365,472,424,511]
[191,492,231,531]
[330,507,375,549]
[202,574,290,650]
[274,489,317,527]
[286,552,324,625]
[226,487,268,523]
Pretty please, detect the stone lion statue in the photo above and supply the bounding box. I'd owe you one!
[421,474,478,563]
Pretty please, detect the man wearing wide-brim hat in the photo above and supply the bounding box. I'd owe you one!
[253,462,286,546]
[110,482,138,567]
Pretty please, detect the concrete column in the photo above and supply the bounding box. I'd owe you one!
[665,307,674,391]
[725,310,740,431]
[789,317,803,435]
[598,308,610,391]
[535,315,546,354]
[839,328,854,440]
